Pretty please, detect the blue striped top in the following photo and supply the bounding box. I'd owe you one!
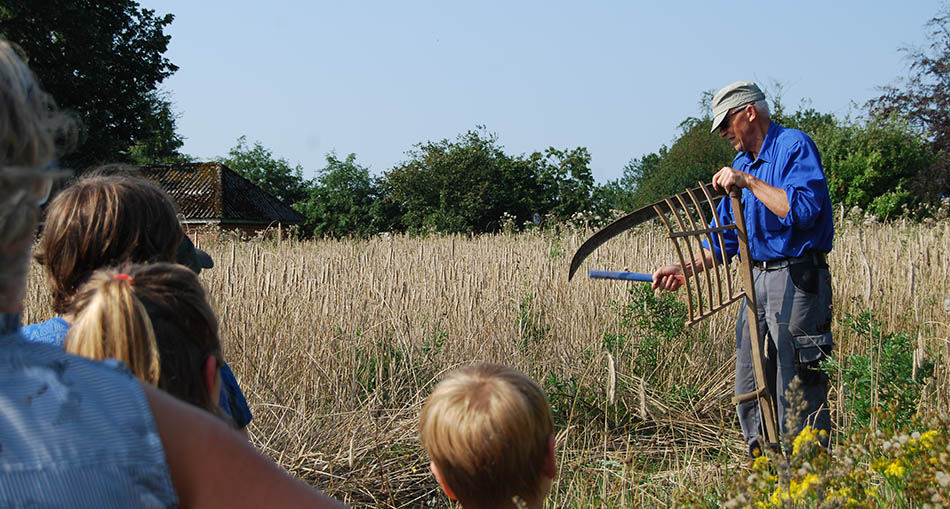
[1,313,178,507]
[21,317,253,428]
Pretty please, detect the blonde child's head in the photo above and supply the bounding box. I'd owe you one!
[419,363,555,508]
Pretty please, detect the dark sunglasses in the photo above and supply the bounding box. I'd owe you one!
[723,105,751,129]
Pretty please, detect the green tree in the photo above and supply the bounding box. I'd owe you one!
[868,5,950,200]
[296,153,380,238]
[530,146,596,222]
[630,117,733,208]
[380,127,599,233]
[775,107,838,137]
[0,0,181,169]
[380,128,531,233]
[597,151,664,213]
[815,115,935,219]
[126,91,188,165]
[218,136,309,206]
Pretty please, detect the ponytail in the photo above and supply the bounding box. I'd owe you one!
[65,269,161,385]
[66,262,222,415]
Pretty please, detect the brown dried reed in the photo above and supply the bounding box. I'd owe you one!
[21,219,950,507]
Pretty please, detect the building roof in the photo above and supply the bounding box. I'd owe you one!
[139,162,304,224]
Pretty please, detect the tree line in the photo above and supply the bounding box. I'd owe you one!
[4,1,949,237]
[218,129,599,237]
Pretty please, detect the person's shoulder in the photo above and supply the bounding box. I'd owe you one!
[772,123,818,148]
[4,329,140,389]
[0,332,178,506]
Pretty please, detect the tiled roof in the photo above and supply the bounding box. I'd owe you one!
[140,162,304,224]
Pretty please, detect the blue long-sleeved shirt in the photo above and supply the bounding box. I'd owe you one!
[705,122,834,262]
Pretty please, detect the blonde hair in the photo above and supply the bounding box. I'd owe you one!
[65,268,160,384]
[66,263,222,413]
[0,39,74,301]
[419,363,554,507]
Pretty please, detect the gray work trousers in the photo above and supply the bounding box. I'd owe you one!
[735,257,833,449]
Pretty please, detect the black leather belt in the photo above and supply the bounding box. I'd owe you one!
[752,252,826,271]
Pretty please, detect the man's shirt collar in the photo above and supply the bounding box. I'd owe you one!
[736,122,780,167]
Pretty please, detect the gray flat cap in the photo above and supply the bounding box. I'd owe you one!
[710,81,765,132]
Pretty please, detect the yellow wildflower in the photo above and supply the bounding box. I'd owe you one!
[884,458,906,478]
[752,455,770,471]
[769,486,789,507]
[789,473,819,501]
[920,430,939,449]
[793,426,818,457]
[871,458,887,472]
[825,487,852,502]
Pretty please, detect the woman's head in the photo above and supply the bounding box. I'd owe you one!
[0,39,73,312]
[66,263,222,413]
[35,175,183,314]
[0,39,67,171]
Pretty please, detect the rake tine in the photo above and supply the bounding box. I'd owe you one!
[654,202,695,322]
[699,182,733,300]
[679,188,716,319]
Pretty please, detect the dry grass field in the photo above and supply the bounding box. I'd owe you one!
[23,218,950,507]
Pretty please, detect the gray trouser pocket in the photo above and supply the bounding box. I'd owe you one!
[795,332,833,385]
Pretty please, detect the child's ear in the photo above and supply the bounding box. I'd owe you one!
[430,461,458,500]
[543,433,557,479]
[203,356,221,404]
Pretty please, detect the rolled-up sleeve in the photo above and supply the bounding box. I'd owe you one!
[777,140,825,230]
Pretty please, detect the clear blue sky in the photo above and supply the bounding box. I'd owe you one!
[143,1,942,183]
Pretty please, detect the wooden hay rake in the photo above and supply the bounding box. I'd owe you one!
[569,182,779,446]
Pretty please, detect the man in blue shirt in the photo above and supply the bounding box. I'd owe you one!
[653,81,833,456]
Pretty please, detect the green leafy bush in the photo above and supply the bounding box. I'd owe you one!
[815,116,935,220]
[616,284,688,379]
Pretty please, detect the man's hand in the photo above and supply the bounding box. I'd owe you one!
[652,248,715,291]
[714,166,791,219]
[712,166,749,194]
[652,264,685,291]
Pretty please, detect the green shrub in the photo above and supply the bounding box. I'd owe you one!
[616,284,688,380]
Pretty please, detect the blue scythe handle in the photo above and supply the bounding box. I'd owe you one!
[588,270,687,284]
[588,270,653,282]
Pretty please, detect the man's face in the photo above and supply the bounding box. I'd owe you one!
[718,103,754,153]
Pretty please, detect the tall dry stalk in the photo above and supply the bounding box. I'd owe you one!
[20,219,950,506]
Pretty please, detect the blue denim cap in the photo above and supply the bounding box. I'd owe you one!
[710,81,765,132]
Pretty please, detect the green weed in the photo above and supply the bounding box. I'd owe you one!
[617,284,689,380]
[823,311,935,430]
